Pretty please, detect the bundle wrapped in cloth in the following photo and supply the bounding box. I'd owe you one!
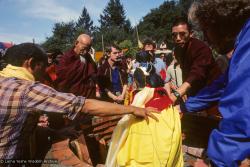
[106,86,183,167]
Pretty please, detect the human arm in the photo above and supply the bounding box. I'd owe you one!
[169,81,191,103]
[180,73,227,112]
[175,41,218,100]
[206,20,250,166]
[82,99,158,122]
[106,89,119,101]
[185,43,214,87]
[24,83,158,121]
[117,84,128,101]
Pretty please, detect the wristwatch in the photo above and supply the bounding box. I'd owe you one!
[173,90,181,100]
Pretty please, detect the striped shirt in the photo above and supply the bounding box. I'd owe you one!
[0,77,85,159]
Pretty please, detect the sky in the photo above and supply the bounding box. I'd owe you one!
[0,0,166,44]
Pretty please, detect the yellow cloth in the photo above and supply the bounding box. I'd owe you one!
[0,64,35,81]
[106,87,183,167]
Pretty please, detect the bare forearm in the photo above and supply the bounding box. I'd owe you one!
[169,82,191,103]
[121,85,128,97]
[176,82,191,96]
[82,99,136,116]
[164,82,171,96]
[107,91,117,99]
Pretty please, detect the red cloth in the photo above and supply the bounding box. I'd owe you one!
[46,64,57,81]
[56,49,97,98]
[145,88,173,111]
[159,69,167,81]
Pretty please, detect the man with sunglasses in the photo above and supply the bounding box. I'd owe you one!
[170,17,220,99]
[169,17,222,164]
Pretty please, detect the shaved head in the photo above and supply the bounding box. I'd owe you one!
[77,34,92,46]
[74,34,92,55]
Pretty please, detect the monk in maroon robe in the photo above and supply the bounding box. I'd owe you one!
[56,34,97,98]
[54,34,100,165]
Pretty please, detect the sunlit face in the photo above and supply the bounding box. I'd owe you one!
[144,44,154,52]
[109,47,120,62]
[172,24,191,48]
[74,40,91,56]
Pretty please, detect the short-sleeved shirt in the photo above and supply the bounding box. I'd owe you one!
[166,64,183,88]
[0,77,85,159]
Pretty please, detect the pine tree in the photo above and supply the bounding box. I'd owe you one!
[76,7,93,34]
[137,0,184,48]
[99,0,131,31]
[42,21,76,52]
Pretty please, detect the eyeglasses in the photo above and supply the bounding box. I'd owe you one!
[172,32,188,39]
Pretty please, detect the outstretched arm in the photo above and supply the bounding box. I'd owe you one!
[181,73,227,112]
[82,99,158,122]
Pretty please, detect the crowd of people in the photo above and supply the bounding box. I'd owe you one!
[0,0,250,167]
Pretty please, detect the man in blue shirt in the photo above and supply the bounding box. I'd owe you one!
[178,0,250,166]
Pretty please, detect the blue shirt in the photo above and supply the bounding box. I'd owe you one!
[111,67,122,94]
[182,19,250,167]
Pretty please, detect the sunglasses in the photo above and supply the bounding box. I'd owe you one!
[172,32,188,39]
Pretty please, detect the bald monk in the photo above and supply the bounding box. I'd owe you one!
[56,34,97,98]
[54,34,100,165]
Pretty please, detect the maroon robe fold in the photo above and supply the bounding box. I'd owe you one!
[56,49,97,98]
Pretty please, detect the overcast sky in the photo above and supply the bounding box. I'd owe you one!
[0,0,166,44]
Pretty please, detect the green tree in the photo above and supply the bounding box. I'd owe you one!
[42,21,75,52]
[93,26,131,51]
[93,0,133,50]
[99,0,131,31]
[75,7,94,34]
[178,0,195,15]
[136,0,194,48]
[119,40,138,58]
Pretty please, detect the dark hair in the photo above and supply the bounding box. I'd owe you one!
[48,49,63,64]
[134,63,163,89]
[143,38,156,49]
[105,43,121,54]
[172,16,192,31]
[47,49,62,59]
[3,43,47,69]
[136,51,151,63]
[193,0,250,49]
[134,69,164,89]
[134,68,146,88]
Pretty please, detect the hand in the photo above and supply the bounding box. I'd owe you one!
[194,159,208,167]
[117,95,124,101]
[96,91,101,98]
[182,94,188,102]
[164,82,171,96]
[38,115,49,127]
[169,93,177,103]
[170,83,178,90]
[112,95,119,101]
[132,107,159,123]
